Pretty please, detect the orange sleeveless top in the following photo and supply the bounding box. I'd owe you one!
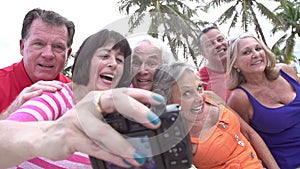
[191,97,263,169]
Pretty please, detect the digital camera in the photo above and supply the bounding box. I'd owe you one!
[89,104,193,169]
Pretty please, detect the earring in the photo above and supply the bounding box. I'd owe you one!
[236,68,240,73]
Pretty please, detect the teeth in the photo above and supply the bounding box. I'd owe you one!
[102,74,114,79]
[217,49,226,54]
[138,79,149,82]
[192,105,203,112]
[252,60,262,65]
[39,64,53,68]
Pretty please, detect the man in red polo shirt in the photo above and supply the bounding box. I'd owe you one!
[0,8,75,117]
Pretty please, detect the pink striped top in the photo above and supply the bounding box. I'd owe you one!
[6,83,92,169]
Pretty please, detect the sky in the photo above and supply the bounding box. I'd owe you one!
[0,0,299,68]
[0,0,126,68]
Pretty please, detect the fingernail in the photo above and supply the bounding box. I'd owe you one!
[152,94,165,103]
[134,152,146,165]
[147,112,161,125]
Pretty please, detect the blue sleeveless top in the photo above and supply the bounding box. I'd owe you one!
[238,70,300,169]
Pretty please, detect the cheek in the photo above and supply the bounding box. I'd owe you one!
[181,100,192,113]
[116,64,124,78]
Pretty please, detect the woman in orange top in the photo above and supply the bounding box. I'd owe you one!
[152,62,279,169]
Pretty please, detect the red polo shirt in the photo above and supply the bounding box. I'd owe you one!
[0,60,71,113]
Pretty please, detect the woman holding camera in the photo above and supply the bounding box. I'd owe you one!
[5,29,159,168]
[152,62,279,169]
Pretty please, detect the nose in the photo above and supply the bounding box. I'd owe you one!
[41,45,55,58]
[252,50,260,58]
[194,92,203,104]
[107,56,118,69]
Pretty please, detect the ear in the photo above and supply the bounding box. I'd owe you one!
[67,48,72,59]
[19,39,25,56]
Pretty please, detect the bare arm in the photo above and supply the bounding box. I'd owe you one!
[0,80,63,120]
[227,90,279,168]
[0,88,165,169]
[238,116,279,169]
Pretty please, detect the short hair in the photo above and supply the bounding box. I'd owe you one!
[21,8,75,48]
[198,26,221,52]
[72,29,132,86]
[227,33,279,89]
[152,62,197,103]
[132,37,176,65]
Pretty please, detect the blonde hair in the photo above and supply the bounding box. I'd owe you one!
[226,34,279,89]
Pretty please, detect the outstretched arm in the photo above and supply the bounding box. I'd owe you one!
[0,88,165,169]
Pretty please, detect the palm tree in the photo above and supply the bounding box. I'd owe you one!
[62,54,74,79]
[205,0,281,46]
[118,0,208,67]
[271,0,300,64]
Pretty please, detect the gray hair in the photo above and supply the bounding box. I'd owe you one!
[152,61,197,103]
[132,37,176,64]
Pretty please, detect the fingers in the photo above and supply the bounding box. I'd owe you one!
[99,88,165,129]
[26,80,63,93]
[72,88,166,167]
[72,109,143,167]
[19,80,64,101]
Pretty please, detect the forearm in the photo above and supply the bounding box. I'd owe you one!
[249,133,279,169]
[0,120,49,168]
[0,104,17,120]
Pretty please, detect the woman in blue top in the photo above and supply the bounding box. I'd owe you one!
[227,33,300,169]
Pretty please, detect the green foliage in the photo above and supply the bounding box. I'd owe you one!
[272,0,300,63]
[118,0,208,67]
[62,54,74,79]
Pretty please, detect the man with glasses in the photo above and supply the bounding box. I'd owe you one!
[131,38,175,91]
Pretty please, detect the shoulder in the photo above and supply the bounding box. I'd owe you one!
[277,63,300,83]
[203,91,226,105]
[228,89,249,106]
[227,88,252,122]
[58,73,72,83]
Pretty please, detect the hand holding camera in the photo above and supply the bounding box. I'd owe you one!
[90,104,193,169]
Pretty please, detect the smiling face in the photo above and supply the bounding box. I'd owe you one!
[87,43,125,91]
[131,41,163,90]
[200,28,228,67]
[20,18,71,83]
[234,37,267,75]
[170,70,206,124]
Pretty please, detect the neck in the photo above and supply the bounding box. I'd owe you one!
[206,60,226,72]
[71,83,90,103]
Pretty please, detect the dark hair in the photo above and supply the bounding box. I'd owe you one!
[21,8,75,48]
[72,29,132,86]
[198,26,220,52]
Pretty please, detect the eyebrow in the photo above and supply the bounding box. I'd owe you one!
[132,54,160,59]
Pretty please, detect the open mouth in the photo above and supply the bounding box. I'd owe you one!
[100,74,114,82]
[217,48,227,55]
[138,79,151,82]
[251,60,262,65]
[38,64,54,68]
[191,105,203,114]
